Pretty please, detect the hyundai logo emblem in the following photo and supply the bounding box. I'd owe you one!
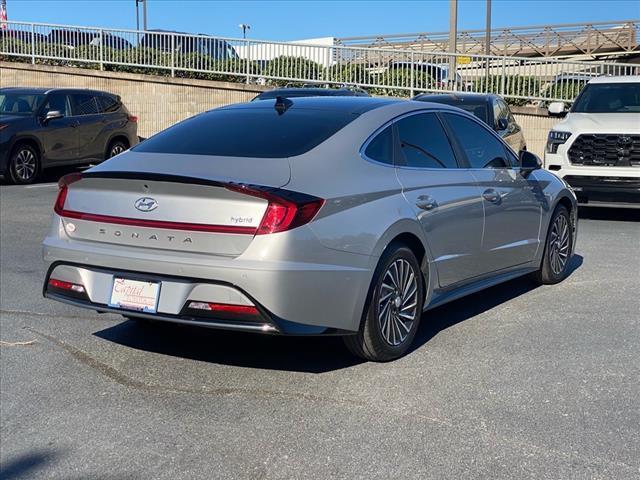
[134,197,158,212]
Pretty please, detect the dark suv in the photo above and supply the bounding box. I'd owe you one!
[0,88,138,184]
[413,93,527,153]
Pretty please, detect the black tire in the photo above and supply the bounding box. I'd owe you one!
[107,139,128,159]
[9,143,41,184]
[343,242,424,362]
[533,205,573,285]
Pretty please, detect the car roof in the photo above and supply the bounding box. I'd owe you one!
[223,96,405,115]
[0,87,113,96]
[588,75,640,84]
[413,92,496,103]
[221,96,464,120]
[254,87,369,100]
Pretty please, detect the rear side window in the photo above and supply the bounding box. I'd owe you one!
[364,126,394,165]
[442,113,510,169]
[97,95,120,113]
[134,107,358,158]
[396,113,457,169]
[72,94,99,115]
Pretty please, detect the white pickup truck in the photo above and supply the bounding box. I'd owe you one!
[544,76,640,209]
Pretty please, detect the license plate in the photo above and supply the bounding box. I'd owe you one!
[109,277,160,313]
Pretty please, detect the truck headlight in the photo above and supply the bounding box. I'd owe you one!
[546,131,571,154]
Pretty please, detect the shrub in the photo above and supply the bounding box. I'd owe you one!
[472,75,542,106]
[325,63,371,85]
[260,55,323,86]
[368,67,433,98]
[545,80,586,102]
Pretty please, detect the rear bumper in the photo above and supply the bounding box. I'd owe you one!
[44,263,353,335]
[42,220,374,334]
[562,175,640,208]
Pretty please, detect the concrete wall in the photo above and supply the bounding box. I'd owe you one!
[1,62,559,156]
[512,106,560,158]
[1,62,265,138]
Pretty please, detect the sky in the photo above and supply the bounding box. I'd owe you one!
[4,0,640,41]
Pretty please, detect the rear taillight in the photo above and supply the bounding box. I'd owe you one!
[185,301,275,328]
[47,277,89,300]
[128,115,138,123]
[48,278,86,293]
[54,173,83,215]
[188,301,259,316]
[225,184,324,235]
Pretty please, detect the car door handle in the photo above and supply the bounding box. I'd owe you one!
[416,195,438,211]
[482,188,500,203]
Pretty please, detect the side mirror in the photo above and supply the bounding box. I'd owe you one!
[519,150,542,173]
[496,118,509,131]
[44,110,64,123]
[548,102,567,117]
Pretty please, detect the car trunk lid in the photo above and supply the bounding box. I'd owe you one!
[56,152,291,257]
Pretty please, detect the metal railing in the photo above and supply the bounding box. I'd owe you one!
[337,20,640,59]
[1,21,639,103]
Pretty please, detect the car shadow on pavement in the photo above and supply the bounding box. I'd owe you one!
[95,255,583,373]
[410,253,584,354]
[578,207,640,222]
[95,321,365,373]
[0,164,91,186]
[0,450,60,480]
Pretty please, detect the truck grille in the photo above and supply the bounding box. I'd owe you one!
[568,134,640,167]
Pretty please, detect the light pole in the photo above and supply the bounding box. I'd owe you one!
[448,0,457,89]
[238,23,250,39]
[485,0,492,85]
[142,0,148,31]
[135,0,140,31]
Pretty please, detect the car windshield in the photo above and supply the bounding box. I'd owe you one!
[133,106,359,158]
[0,93,45,115]
[422,97,488,123]
[571,83,640,113]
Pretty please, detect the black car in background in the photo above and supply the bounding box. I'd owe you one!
[0,88,138,184]
[140,29,238,60]
[46,29,132,50]
[413,92,527,152]
[252,86,370,101]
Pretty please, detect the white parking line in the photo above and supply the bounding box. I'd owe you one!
[24,183,57,189]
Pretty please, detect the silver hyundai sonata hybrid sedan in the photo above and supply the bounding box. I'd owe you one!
[43,97,578,361]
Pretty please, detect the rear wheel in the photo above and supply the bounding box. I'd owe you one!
[344,242,424,362]
[107,139,128,159]
[533,205,573,284]
[9,144,40,184]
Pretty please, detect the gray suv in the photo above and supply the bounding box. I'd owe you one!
[43,97,577,361]
[0,87,138,184]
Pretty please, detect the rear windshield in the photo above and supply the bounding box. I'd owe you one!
[133,107,358,157]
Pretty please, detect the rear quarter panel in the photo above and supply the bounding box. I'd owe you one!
[530,168,578,263]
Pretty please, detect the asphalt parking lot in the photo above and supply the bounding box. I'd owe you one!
[1,172,639,480]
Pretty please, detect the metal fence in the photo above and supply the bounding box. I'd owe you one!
[336,20,640,59]
[1,21,639,103]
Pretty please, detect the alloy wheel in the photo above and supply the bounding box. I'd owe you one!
[378,258,419,346]
[14,148,37,181]
[110,143,125,157]
[548,213,570,275]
